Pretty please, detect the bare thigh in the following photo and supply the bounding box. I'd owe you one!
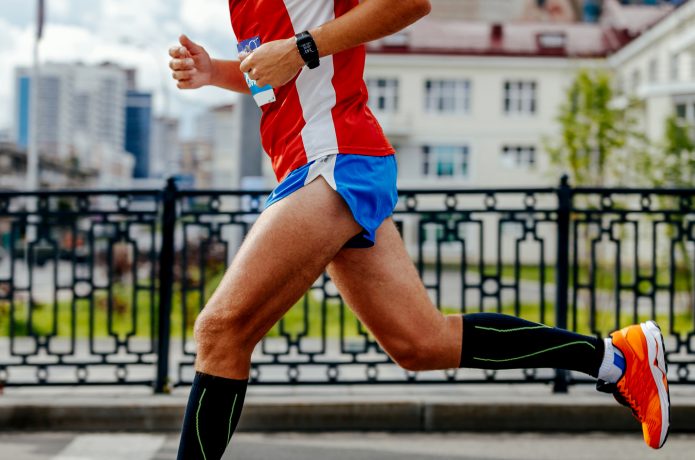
[327,218,462,371]
[195,178,362,379]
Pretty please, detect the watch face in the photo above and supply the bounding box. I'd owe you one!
[297,32,319,69]
[301,42,315,54]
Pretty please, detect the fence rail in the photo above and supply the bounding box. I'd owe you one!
[0,177,693,393]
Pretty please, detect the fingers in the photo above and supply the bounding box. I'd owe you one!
[239,54,251,74]
[169,35,205,90]
[177,79,195,90]
[172,69,197,81]
[169,58,195,71]
[239,56,266,86]
[180,34,204,54]
[169,45,190,59]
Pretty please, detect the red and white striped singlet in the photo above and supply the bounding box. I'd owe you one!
[228,0,395,181]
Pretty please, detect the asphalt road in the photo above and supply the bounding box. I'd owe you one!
[0,432,693,460]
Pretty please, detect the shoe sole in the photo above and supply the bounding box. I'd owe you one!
[642,320,670,448]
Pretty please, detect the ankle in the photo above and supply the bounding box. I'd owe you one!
[597,338,625,384]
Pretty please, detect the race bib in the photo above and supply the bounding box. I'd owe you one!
[237,36,276,107]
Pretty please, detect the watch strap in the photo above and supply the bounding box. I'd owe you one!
[295,31,320,69]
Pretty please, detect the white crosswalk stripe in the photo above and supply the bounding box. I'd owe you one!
[52,434,166,460]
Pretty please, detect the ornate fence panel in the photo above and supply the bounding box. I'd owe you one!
[0,189,162,386]
[568,187,695,387]
[0,178,693,392]
[173,186,565,387]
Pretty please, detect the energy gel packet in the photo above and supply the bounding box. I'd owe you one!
[237,36,276,106]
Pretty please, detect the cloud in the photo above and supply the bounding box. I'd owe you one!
[49,0,72,19]
[180,0,230,36]
[0,18,34,131]
[0,0,239,138]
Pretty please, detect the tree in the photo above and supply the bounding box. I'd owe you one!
[545,69,649,186]
[654,115,695,314]
[545,70,656,322]
[656,115,695,187]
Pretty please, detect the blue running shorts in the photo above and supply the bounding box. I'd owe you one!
[265,154,398,248]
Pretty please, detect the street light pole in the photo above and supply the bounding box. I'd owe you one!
[26,0,44,191]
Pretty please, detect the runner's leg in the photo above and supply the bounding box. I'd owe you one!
[177,178,362,460]
[327,218,608,375]
[328,217,668,449]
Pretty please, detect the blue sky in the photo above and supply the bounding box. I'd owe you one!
[0,0,242,138]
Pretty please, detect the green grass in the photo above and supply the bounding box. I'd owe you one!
[0,263,692,339]
[2,290,692,340]
[0,286,159,339]
[424,263,693,292]
[0,275,371,341]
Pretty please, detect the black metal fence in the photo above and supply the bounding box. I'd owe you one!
[0,177,693,393]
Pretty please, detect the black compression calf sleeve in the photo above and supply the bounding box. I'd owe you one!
[460,313,604,377]
[177,372,247,460]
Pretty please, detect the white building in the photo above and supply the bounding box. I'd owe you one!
[13,62,134,188]
[366,25,605,189]
[149,116,181,179]
[201,105,242,189]
[364,0,673,190]
[609,0,695,144]
[14,64,74,159]
[429,0,579,22]
[194,99,271,190]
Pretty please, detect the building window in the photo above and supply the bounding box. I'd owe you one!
[501,145,536,169]
[676,103,687,120]
[674,97,695,141]
[675,97,695,122]
[422,145,470,179]
[670,53,680,81]
[615,75,625,96]
[631,69,642,92]
[504,81,537,115]
[424,80,471,114]
[648,58,659,83]
[366,78,399,112]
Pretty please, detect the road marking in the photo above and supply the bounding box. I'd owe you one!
[52,434,166,460]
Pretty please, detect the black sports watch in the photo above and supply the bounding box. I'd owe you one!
[295,31,320,69]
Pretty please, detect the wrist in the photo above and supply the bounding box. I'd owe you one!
[209,59,222,87]
[294,31,320,69]
[286,37,304,70]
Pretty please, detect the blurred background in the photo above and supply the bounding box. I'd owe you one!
[0,0,692,386]
[1,0,692,193]
[0,2,694,458]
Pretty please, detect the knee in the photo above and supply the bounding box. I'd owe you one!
[193,303,254,356]
[384,336,437,372]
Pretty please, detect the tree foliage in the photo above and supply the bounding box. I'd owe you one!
[546,69,649,186]
[656,115,695,187]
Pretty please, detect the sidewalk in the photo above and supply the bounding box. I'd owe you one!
[1,384,694,433]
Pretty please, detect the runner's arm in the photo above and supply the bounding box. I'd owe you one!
[209,60,250,94]
[239,0,431,88]
[311,0,431,57]
[170,35,250,94]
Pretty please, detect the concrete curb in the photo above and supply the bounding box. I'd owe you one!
[1,396,694,433]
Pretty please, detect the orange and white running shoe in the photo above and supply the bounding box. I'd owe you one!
[597,321,670,449]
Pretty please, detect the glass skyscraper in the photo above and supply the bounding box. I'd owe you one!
[125,91,153,179]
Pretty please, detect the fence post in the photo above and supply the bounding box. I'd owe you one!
[554,174,572,393]
[155,178,177,394]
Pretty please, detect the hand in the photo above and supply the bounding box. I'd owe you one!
[238,38,305,88]
[169,35,213,90]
